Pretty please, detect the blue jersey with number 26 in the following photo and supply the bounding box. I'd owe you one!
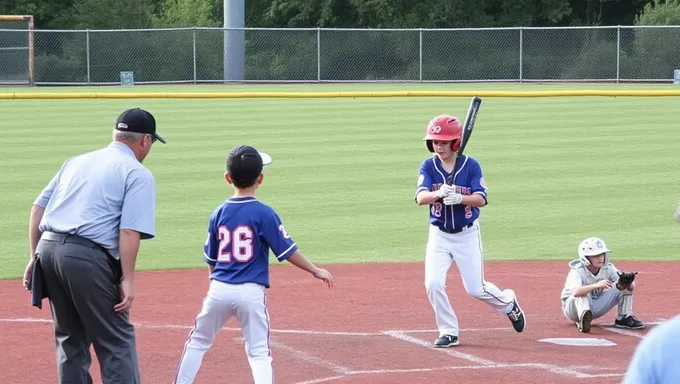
[203,196,298,288]
[415,155,488,232]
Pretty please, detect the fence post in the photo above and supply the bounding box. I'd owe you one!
[86,29,91,85]
[317,27,321,82]
[519,27,523,83]
[419,28,423,82]
[192,28,197,84]
[616,25,620,84]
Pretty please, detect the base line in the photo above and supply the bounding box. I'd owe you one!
[600,318,666,339]
[234,337,353,375]
[601,326,644,339]
[383,331,603,379]
[0,317,509,336]
[383,331,496,366]
[295,363,623,384]
[2,317,628,381]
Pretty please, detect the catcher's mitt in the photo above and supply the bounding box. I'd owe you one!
[616,271,638,291]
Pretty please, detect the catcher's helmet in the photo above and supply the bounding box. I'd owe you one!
[577,237,611,266]
[423,115,463,153]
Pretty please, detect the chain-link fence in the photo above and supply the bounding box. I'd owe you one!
[1,26,680,85]
[0,18,31,84]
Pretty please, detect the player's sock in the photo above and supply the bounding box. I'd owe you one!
[617,293,633,320]
[248,355,273,384]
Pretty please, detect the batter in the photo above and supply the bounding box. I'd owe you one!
[415,114,527,348]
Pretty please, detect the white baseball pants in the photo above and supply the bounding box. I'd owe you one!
[563,287,633,322]
[424,221,515,337]
[174,280,273,384]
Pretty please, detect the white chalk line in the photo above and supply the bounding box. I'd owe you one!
[383,331,624,379]
[5,316,664,338]
[0,317,508,336]
[295,364,623,384]
[296,375,346,384]
[599,318,666,340]
[383,331,496,366]
[0,317,639,381]
[601,326,645,339]
[234,337,352,375]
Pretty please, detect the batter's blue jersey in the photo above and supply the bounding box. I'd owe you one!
[415,155,488,232]
[203,196,298,288]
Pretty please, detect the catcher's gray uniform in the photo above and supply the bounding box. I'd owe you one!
[560,259,633,323]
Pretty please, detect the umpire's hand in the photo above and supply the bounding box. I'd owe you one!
[114,279,135,313]
[23,258,35,290]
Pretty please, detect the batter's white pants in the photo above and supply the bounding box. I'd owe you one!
[424,221,515,337]
[562,287,634,323]
[173,280,273,384]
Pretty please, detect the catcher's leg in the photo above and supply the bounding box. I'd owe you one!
[591,288,622,319]
[234,283,273,384]
[590,288,643,329]
[424,225,459,346]
[562,295,593,332]
[599,288,646,330]
[173,280,235,384]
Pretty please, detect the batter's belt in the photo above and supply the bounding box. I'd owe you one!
[438,222,474,234]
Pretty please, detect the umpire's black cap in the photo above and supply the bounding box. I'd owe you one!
[226,145,272,187]
[115,108,166,144]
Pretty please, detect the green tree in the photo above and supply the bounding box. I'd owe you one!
[0,0,76,28]
[68,0,157,29]
[635,0,680,24]
[151,0,219,27]
[630,0,680,79]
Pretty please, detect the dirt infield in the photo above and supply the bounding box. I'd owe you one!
[1,261,678,384]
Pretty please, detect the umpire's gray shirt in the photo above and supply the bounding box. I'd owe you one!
[35,141,156,260]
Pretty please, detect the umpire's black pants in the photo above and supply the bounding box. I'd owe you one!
[37,231,140,384]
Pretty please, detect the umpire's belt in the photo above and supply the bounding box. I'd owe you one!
[438,222,474,234]
[42,231,109,256]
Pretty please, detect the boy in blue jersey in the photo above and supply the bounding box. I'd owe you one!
[415,115,526,348]
[174,145,334,384]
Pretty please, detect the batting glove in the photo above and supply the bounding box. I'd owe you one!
[436,184,457,199]
[443,193,463,206]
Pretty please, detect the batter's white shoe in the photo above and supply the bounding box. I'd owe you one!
[433,334,459,348]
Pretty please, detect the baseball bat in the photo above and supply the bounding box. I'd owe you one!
[447,96,482,185]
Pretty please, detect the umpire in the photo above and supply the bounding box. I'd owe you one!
[23,108,165,384]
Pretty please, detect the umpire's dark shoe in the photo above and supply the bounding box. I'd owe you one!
[433,334,459,348]
[506,289,526,333]
[615,315,645,329]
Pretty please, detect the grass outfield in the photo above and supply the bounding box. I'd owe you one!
[1,83,679,280]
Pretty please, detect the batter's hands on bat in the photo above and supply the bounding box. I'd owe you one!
[313,267,334,289]
[436,184,456,199]
[616,271,638,291]
[114,278,135,313]
[443,193,463,206]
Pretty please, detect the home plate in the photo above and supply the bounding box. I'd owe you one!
[538,338,616,346]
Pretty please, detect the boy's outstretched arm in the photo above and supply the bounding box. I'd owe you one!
[286,250,334,289]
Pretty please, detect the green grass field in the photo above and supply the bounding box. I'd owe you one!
[1,83,679,280]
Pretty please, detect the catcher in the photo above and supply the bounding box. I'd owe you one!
[560,237,645,333]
